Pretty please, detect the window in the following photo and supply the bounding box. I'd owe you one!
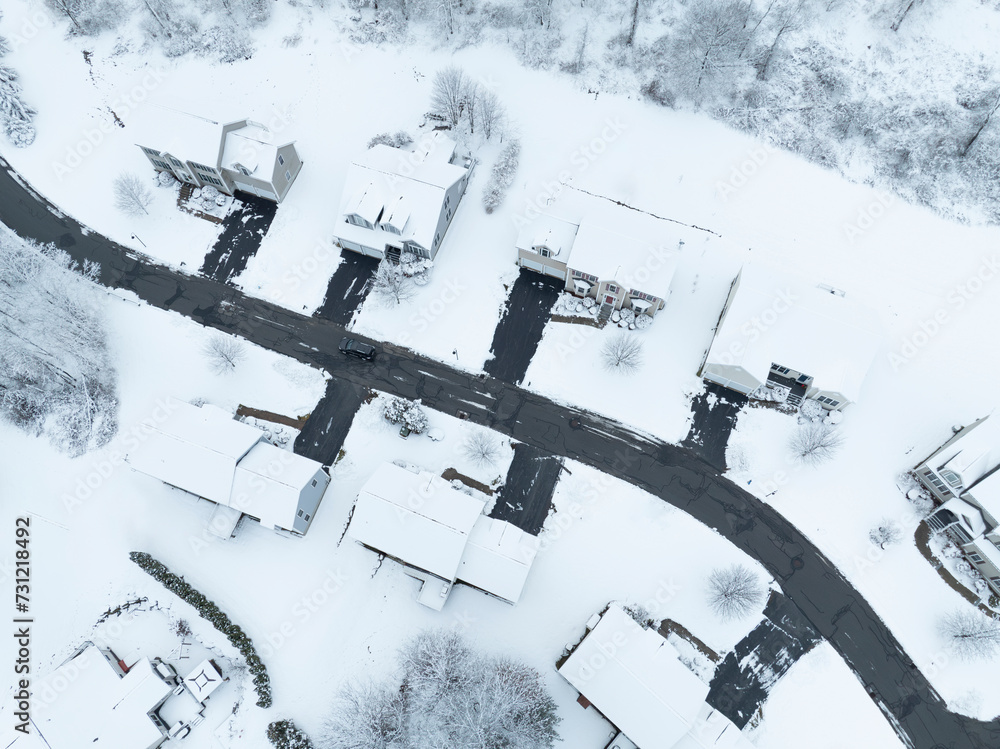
[606,283,619,294]
[143,147,161,157]
[304,513,311,522]
[311,479,318,487]
[991,577,1000,584]
[153,160,170,170]
[192,162,215,174]
[297,509,304,518]
[285,170,292,181]
[538,247,550,258]
[347,214,371,229]
[941,469,963,488]
[771,364,790,375]
[169,157,182,167]
[970,553,985,564]
[278,154,285,166]
[238,166,251,176]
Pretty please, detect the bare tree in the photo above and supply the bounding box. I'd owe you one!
[962,90,1000,157]
[0,230,117,455]
[113,172,153,216]
[788,423,844,466]
[869,518,902,549]
[626,0,642,46]
[601,332,644,374]
[707,564,766,621]
[371,258,417,306]
[478,88,506,141]
[889,0,920,32]
[940,609,1000,661]
[462,430,503,467]
[464,80,481,135]
[324,681,405,749]
[202,333,247,375]
[430,65,467,128]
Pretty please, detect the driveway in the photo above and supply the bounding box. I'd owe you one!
[314,250,379,327]
[484,270,563,384]
[490,443,564,535]
[200,191,278,284]
[707,591,823,728]
[294,377,369,466]
[682,381,749,472]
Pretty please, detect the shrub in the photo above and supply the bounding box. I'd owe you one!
[129,552,272,707]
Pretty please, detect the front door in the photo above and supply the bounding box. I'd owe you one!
[384,245,402,263]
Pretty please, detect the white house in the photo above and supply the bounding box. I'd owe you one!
[515,197,678,324]
[9,644,175,749]
[333,133,473,262]
[346,462,539,609]
[700,264,881,410]
[126,402,330,536]
[134,105,302,202]
[559,606,753,749]
[920,416,1000,595]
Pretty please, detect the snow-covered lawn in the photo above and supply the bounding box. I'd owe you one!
[749,642,906,749]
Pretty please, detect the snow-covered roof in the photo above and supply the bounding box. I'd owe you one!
[559,606,709,749]
[131,104,228,168]
[569,221,677,298]
[29,645,171,749]
[925,416,1000,493]
[126,402,263,504]
[348,463,486,581]
[936,497,987,538]
[672,704,754,749]
[705,264,882,403]
[457,516,539,603]
[231,442,326,530]
[515,213,579,260]
[221,122,279,177]
[335,143,468,251]
[183,659,225,703]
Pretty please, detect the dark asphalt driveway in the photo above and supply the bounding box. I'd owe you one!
[490,443,564,535]
[683,381,749,471]
[200,191,278,284]
[0,154,994,749]
[294,377,369,465]
[484,270,563,384]
[315,250,379,327]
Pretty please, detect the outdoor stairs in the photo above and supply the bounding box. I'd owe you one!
[597,305,613,324]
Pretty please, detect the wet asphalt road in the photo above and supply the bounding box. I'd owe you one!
[0,154,995,749]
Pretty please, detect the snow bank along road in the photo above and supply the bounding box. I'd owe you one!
[0,155,993,749]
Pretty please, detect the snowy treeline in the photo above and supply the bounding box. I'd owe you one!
[0,11,36,148]
[44,0,269,62]
[482,139,520,213]
[323,629,560,749]
[0,230,118,455]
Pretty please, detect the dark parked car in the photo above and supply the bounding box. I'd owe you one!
[339,337,376,361]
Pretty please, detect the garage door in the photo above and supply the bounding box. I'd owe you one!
[519,258,545,274]
[232,179,278,201]
[542,265,566,281]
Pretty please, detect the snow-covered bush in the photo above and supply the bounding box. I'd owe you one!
[372,258,418,305]
[0,231,118,456]
[601,332,644,374]
[788,423,844,466]
[129,552,272,707]
[461,430,503,467]
[382,397,429,434]
[400,251,432,285]
[482,138,521,213]
[267,720,313,749]
[156,170,178,188]
[634,312,653,330]
[707,564,766,621]
[367,130,414,149]
[324,629,559,749]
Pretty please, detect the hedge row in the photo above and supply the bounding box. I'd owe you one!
[129,551,272,708]
[267,719,314,749]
